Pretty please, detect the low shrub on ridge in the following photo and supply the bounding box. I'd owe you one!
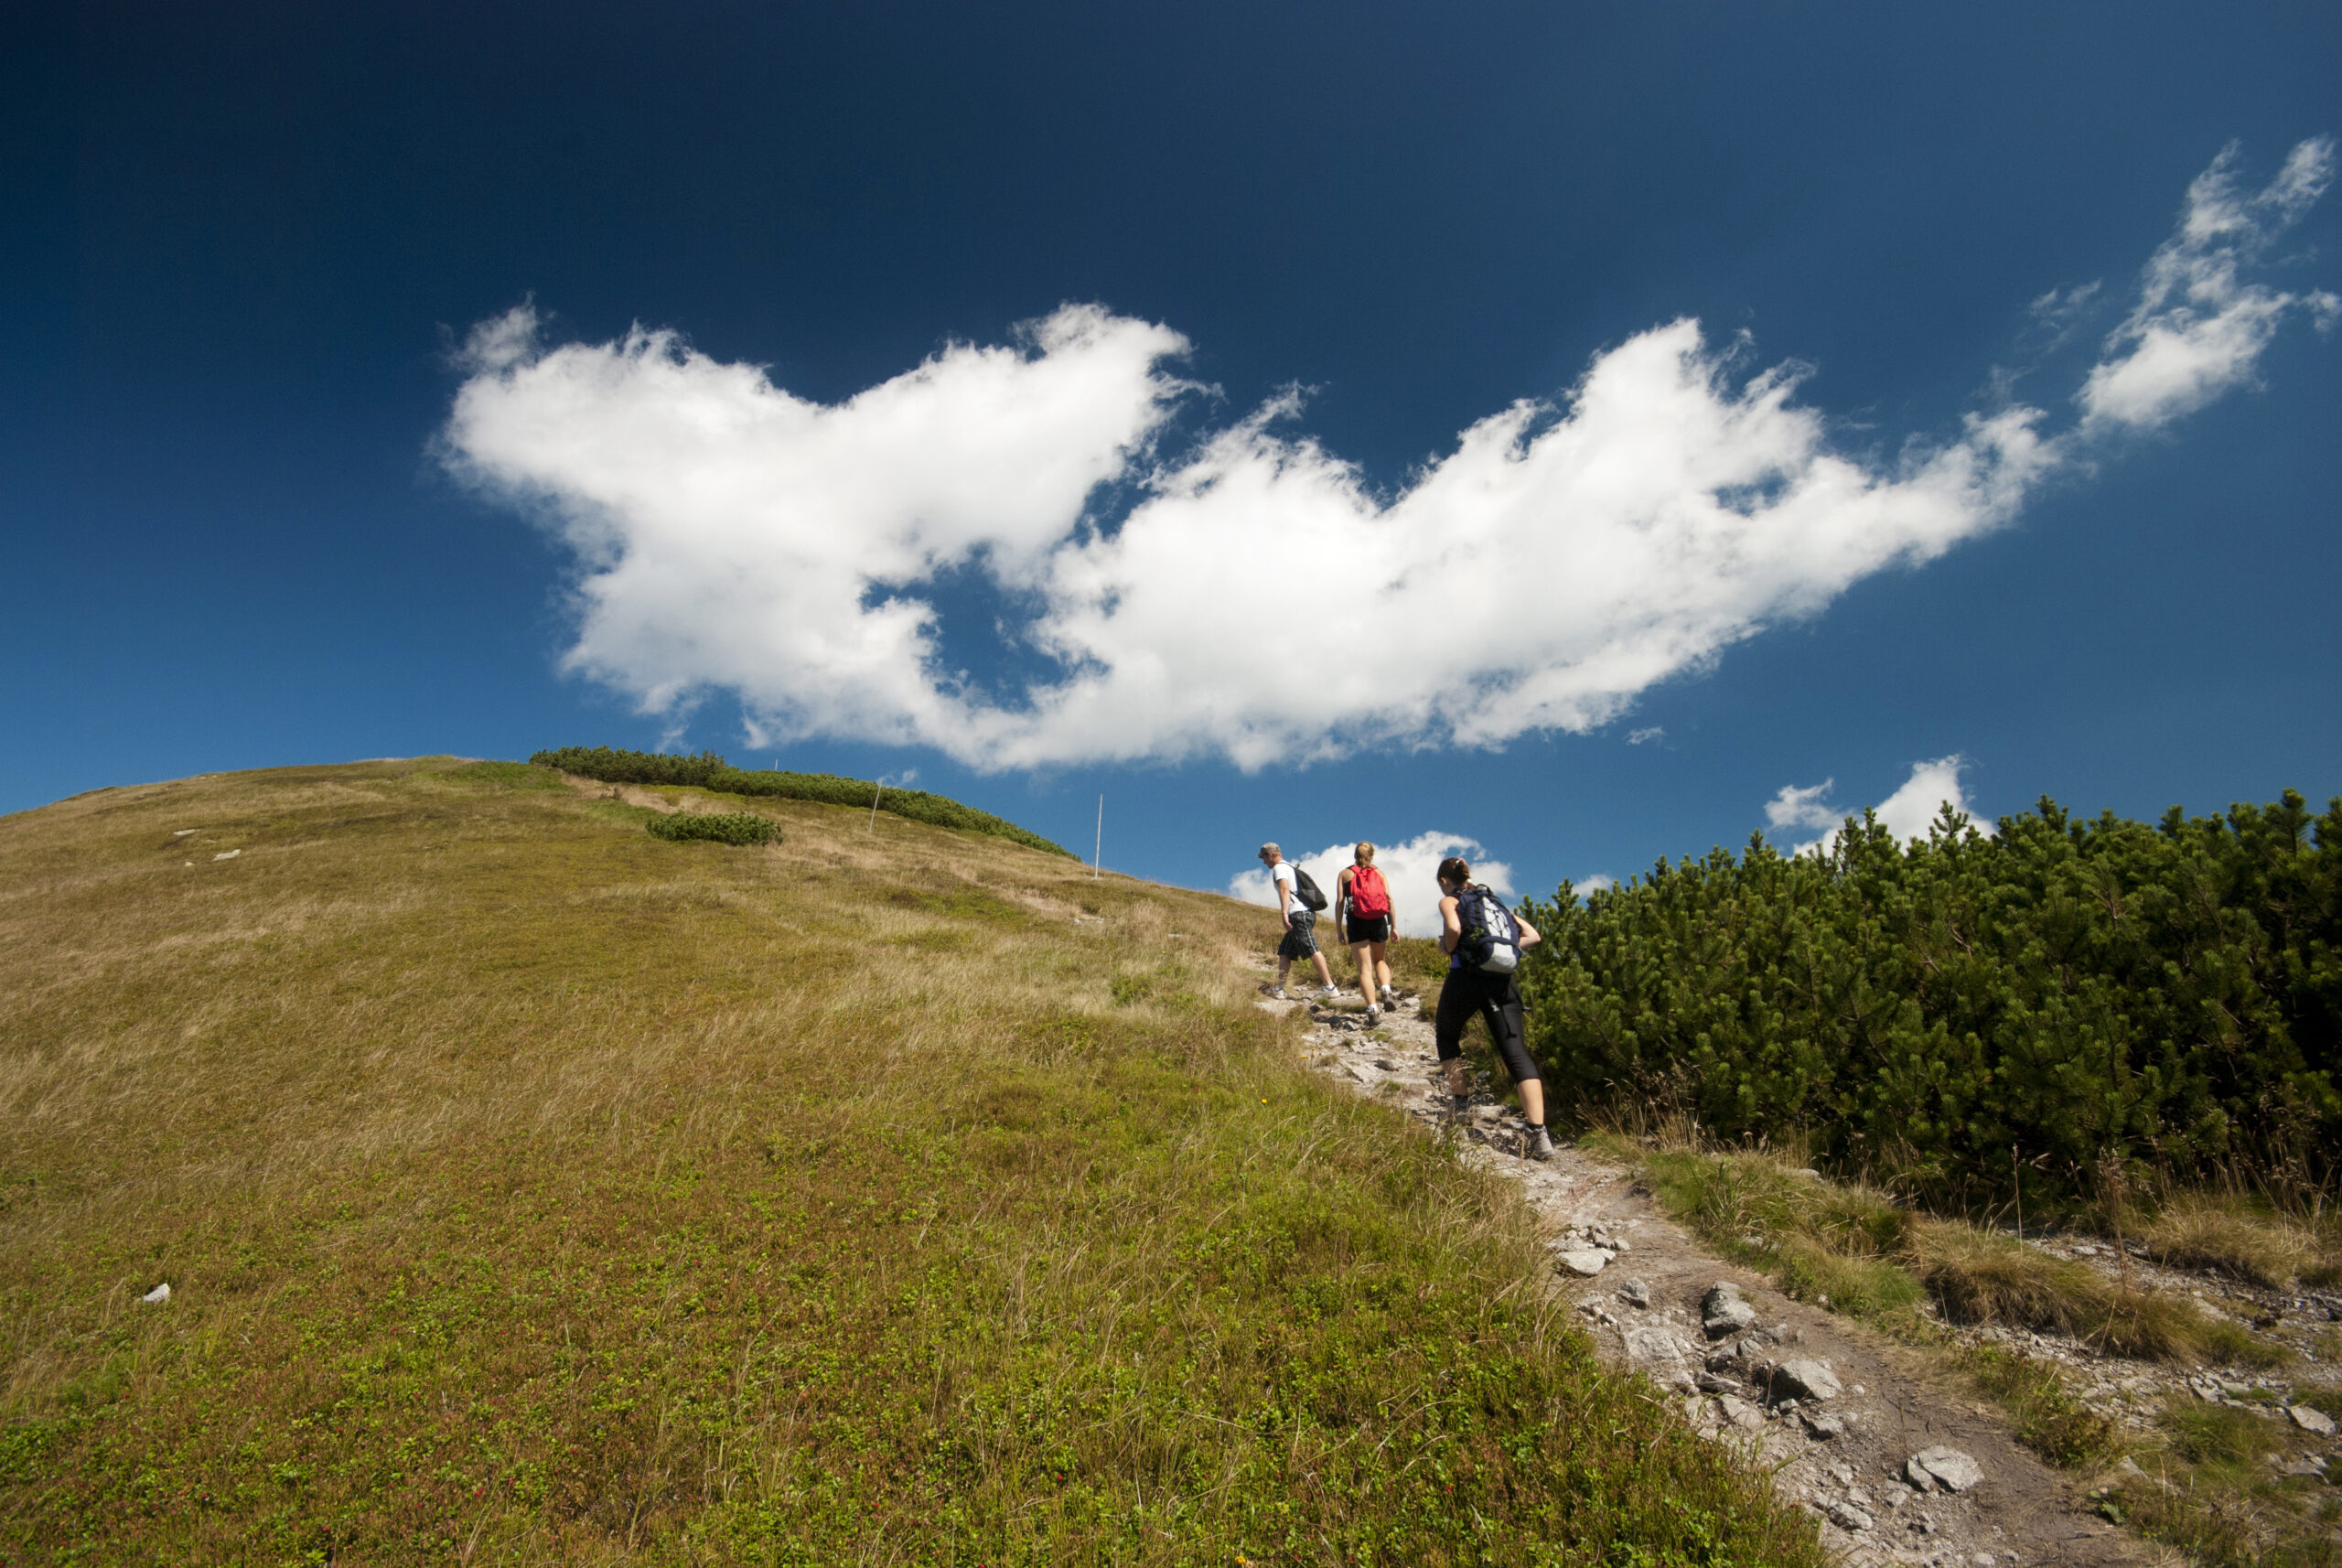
[645,811,782,846]
[532,745,1072,858]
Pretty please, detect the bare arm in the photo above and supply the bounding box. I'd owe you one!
[1437,894,1462,954]
[1277,869,1295,926]
[1515,910,1542,950]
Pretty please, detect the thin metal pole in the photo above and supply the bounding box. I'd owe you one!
[868,779,883,832]
[1093,794,1102,879]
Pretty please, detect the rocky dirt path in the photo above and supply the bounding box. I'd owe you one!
[1263,983,2147,1568]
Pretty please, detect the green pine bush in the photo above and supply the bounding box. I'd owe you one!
[644,811,783,846]
[1519,791,2342,1203]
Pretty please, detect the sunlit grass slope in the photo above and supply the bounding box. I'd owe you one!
[0,759,1817,1565]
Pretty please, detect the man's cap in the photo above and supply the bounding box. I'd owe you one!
[1257,842,1279,858]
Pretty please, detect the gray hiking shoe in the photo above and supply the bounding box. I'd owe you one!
[1265,985,1287,1000]
[1316,985,1340,1001]
[1365,1004,1381,1024]
[1380,985,1398,1005]
[1525,1124,1555,1161]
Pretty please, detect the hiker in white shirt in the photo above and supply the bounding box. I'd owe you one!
[1258,843,1338,1001]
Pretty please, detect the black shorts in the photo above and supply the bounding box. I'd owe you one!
[1434,966,1541,1085]
[1344,913,1391,944]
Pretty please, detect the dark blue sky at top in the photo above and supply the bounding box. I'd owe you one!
[4,2,2337,900]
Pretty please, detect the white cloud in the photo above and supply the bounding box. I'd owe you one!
[1778,755,1982,857]
[1765,779,1839,832]
[1227,832,1512,939]
[1871,755,1976,843]
[2079,137,2338,433]
[444,142,2334,772]
[1627,726,1664,745]
[1575,873,1616,895]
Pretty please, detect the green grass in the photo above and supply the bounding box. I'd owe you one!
[0,759,1820,1565]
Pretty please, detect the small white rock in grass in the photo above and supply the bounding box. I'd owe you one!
[172,829,196,836]
[212,849,241,861]
[2289,1403,2337,1436]
[141,1283,170,1304]
[1558,1249,1611,1277]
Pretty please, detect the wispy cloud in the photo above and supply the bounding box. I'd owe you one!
[2078,137,2337,434]
[443,141,2334,772]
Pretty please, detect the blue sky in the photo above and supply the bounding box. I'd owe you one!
[5,3,2337,918]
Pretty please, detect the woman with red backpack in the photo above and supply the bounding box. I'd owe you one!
[1336,843,1400,1021]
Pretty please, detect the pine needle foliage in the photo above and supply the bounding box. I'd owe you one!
[1520,791,2342,1204]
[644,811,784,845]
[532,746,1073,857]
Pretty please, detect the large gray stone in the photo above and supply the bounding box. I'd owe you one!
[1703,1281,1758,1337]
[2289,1403,2337,1437]
[1769,1359,1842,1403]
[1905,1446,1985,1494]
[1623,1327,1689,1365]
[1557,1249,1612,1277]
[1823,1499,1875,1532]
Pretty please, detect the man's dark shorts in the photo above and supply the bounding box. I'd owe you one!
[1277,907,1319,961]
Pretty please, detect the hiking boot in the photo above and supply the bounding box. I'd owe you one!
[1265,985,1287,1000]
[1316,986,1340,1001]
[1448,1094,1473,1119]
[1380,985,1398,1005]
[1525,1124,1554,1162]
[1365,1004,1381,1024]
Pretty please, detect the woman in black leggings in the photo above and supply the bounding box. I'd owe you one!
[1434,855,1553,1162]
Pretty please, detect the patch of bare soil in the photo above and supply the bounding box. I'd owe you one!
[1268,982,2152,1568]
[553,773,692,812]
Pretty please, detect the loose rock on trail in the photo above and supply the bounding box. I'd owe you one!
[1263,981,2146,1567]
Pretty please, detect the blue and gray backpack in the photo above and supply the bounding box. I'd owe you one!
[1454,886,1522,973]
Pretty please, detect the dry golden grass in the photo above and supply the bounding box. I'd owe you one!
[2142,1195,2319,1289]
[0,758,1820,1564]
[1596,1121,2290,1370]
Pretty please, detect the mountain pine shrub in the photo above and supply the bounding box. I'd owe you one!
[1519,791,2342,1204]
[644,811,783,846]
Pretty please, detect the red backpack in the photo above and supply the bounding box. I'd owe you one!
[1348,865,1391,919]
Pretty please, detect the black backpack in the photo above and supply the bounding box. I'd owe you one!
[1289,864,1328,911]
[1455,886,1521,972]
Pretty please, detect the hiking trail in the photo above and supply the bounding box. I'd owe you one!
[1259,977,2146,1568]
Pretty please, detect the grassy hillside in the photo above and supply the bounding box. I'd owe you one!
[0,758,1815,1565]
